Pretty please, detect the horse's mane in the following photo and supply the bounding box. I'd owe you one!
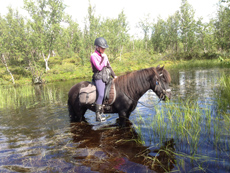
[114,67,171,99]
[114,67,158,99]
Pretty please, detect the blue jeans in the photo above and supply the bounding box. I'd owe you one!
[95,79,105,105]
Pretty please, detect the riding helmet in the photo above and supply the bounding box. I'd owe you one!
[94,37,109,48]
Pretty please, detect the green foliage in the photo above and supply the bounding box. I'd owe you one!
[0,0,230,85]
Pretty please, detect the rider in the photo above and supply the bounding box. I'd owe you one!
[90,37,117,122]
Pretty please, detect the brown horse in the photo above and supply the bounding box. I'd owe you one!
[68,66,171,127]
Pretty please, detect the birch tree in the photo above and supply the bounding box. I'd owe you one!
[24,0,66,72]
[137,14,151,50]
[179,0,196,52]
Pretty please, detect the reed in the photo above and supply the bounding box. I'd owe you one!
[216,73,230,112]
[133,97,229,172]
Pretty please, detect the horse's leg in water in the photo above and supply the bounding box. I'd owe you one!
[69,102,87,122]
[126,111,131,119]
[118,111,127,127]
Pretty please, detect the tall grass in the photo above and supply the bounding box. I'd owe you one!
[133,97,230,172]
[217,73,230,111]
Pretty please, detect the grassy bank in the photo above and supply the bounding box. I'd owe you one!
[0,51,230,85]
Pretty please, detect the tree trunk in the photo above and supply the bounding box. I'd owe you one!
[1,54,15,84]
[42,52,50,72]
[120,46,123,61]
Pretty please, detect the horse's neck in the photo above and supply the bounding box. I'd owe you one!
[132,74,151,101]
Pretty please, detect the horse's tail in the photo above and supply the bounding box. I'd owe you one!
[68,81,89,122]
[68,98,76,122]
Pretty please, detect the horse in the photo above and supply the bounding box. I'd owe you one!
[68,65,171,127]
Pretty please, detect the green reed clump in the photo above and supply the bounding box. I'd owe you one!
[156,99,205,154]
[216,73,230,111]
[133,97,230,172]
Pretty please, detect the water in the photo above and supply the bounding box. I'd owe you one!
[0,68,229,172]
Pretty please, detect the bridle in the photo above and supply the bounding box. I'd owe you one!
[122,74,170,109]
[155,74,171,100]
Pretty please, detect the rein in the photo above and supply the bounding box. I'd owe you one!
[123,91,162,109]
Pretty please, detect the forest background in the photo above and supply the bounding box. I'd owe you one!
[0,0,230,85]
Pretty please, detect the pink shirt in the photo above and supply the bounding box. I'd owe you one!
[90,50,111,71]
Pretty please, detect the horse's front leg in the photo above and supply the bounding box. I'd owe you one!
[118,111,127,127]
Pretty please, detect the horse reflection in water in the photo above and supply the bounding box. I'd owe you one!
[70,121,175,173]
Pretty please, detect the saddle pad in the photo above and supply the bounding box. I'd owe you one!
[79,84,96,104]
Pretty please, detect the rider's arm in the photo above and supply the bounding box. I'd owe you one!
[90,53,105,71]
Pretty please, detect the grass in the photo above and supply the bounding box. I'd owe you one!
[169,58,230,70]
[2,51,229,85]
[133,97,230,172]
[216,73,230,112]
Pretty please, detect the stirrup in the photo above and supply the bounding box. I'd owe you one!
[100,113,106,122]
[96,113,106,122]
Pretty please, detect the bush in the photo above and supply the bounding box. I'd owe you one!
[61,63,76,73]
[49,63,76,74]
[62,56,82,66]
[12,67,31,77]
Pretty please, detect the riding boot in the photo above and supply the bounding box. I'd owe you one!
[95,104,105,122]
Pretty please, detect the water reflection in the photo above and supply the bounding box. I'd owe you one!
[71,121,176,173]
[173,69,220,100]
[0,69,229,172]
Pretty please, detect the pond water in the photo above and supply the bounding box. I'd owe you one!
[0,67,229,172]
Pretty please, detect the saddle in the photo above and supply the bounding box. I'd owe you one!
[79,79,116,106]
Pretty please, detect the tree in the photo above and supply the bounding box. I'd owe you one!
[165,11,180,53]
[151,16,166,53]
[100,10,129,60]
[137,14,152,49]
[179,0,196,52]
[0,8,27,84]
[214,1,230,51]
[83,1,101,57]
[24,0,66,72]
[56,15,83,58]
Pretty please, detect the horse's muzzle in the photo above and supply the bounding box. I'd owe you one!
[165,89,172,100]
[161,89,171,101]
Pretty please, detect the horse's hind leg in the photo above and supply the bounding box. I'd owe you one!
[71,107,87,122]
[68,100,87,122]
[68,101,76,122]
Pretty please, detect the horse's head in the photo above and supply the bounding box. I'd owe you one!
[152,66,172,101]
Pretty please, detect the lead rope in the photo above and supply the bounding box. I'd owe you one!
[123,91,162,109]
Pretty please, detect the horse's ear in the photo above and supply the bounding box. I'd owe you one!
[157,65,164,73]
